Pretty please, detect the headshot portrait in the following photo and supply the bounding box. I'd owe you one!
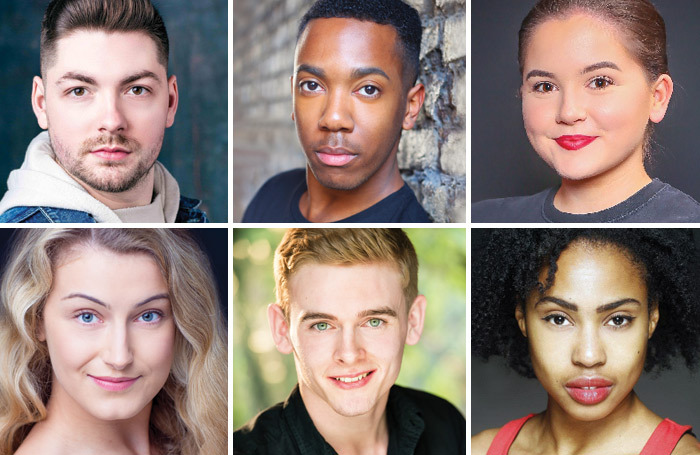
[472,0,700,223]
[0,0,228,223]
[0,228,227,454]
[233,228,466,453]
[233,0,466,223]
[471,229,700,454]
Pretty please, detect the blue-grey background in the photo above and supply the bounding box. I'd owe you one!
[471,0,700,207]
[471,228,700,436]
[0,1,228,222]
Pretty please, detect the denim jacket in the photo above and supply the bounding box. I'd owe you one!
[0,196,208,223]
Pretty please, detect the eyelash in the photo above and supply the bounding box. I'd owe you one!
[541,312,635,329]
[532,75,615,93]
[74,310,164,326]
[309,317,387,331]
[65,86,151,98]
[298,81,382,99]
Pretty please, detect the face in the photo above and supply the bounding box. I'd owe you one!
[40,246,175,422]
[269,263,425,419]
[292,18,423,191]
[33,30,178,193]
[521,14,671,182]
[516,241,658,422]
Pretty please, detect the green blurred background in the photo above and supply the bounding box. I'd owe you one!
[232,228,466,428]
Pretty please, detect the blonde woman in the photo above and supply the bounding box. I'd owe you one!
[0,229,226,455]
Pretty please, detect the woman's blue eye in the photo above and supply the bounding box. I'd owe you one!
[79,313,96,323]
[139,311,161,323]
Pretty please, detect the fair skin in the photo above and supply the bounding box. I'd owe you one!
[472,241,700,455]
[521,14,673,214]
[16,247,175,455]
[32,30,178,210]
[292,18,424,222]
[268,263,426,455]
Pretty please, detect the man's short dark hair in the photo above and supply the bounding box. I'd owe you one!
[297,0,422,86]
[40,0,169,77]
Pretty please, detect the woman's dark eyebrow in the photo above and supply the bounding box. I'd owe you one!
[596,298,640,313]
[581,61,621,74]
[535,296,641,313]
[525,69,555,80]
[296,64,325,79]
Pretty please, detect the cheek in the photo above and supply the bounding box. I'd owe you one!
[588,94,649,138]
[522,98,551,139]
[45,324,95,373]
[141,327,176,377]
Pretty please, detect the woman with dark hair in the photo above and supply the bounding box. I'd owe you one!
[471,229,700,454]
[472,0,700,222]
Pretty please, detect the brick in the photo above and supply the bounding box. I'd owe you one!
[398,129,439,170]
[452,67,466,123]
[440,130,466,177]
[420,22,440,60]
[443,13,466,62]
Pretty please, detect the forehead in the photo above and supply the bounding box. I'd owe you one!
[536,242,646,306]
[47,29,165,81]
[295,17,403,80]
[524,14,638,73]
[287,262,404,315]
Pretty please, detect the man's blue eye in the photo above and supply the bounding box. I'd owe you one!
[313,322,329,331]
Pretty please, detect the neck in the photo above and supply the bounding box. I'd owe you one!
[300,154,404,222]
[24,381,155,455]
[534,391,660,455]
[300,384,390,455]
[554,149,651,214]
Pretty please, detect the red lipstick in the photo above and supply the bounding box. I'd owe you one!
[555,135,597,151]
[315,147,357,167]
[565,377,613,405]
[328,370,374,389]
[89,375,140,392]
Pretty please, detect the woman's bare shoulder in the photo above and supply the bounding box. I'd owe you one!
[672,433,700,455]
[471,427,501,455]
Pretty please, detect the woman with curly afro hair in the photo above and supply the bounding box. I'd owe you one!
[471,229,700,455]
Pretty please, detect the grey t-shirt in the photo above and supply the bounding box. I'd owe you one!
[472,179,700,223]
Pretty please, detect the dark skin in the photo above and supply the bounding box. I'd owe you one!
[291,18,425,222]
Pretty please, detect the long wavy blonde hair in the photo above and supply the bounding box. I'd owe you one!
[0,228,227,455]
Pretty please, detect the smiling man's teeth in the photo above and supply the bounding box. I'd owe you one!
[335,372,369,383]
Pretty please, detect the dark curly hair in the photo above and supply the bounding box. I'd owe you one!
[297,0,422,86]
[472,229,700,379]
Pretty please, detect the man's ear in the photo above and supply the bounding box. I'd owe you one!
[402,83,425,130]
[648,301,659,339]
[405,295,426,345]
[515,304,527,337]
[165,75,179,128]
[32,76,48,130]
[267,303,293,354]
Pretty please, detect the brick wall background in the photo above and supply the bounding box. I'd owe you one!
[233,0,466,222]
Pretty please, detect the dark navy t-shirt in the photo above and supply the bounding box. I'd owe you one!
[472,179,700,223]
[242,168,432,223]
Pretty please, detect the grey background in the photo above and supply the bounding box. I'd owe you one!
[471,229,700,436]
[0,1,228,222]
[471,0,700,205]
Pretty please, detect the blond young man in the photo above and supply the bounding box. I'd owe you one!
[233,228,465,454]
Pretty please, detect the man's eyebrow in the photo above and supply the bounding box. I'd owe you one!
[582,61,621,74]
[56,72,97,85]
[357,306,397,319]
[121,70,161,85]
[525,69,555,80]
[299,311,337,323]
[350,67,390,81]
[296,64,325,79]
[62,292,169,308]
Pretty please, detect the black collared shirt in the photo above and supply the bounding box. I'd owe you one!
[233,385,465,455]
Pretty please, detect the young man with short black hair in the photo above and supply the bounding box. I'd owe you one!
[242,0,431,223]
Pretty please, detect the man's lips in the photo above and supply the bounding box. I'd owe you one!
[90,147,131,161]
[89,375,140,392]
[565,377,613,405]
[555,135,598,151]
[328,370,374,389]
[315,146,357,167]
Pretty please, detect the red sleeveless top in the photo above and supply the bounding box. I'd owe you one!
[486,414,692,455]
